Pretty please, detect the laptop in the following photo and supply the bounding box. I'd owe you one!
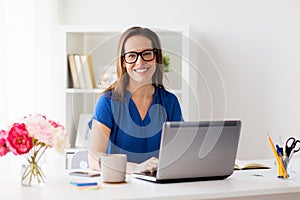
[132,120,241,183]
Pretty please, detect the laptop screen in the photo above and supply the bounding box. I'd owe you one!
[156,120,241,181]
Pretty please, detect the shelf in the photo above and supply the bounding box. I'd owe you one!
[167,89,182,94]
[66,88,105,94]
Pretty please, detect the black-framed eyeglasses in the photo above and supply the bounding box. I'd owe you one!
[122,49,157,64]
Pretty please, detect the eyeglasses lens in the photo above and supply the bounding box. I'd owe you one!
[124,50,155,64]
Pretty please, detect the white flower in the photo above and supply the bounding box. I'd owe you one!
[22,114,52,145]
[50,126,69,154]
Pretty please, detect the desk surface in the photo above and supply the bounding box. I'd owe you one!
[1,160,300,200]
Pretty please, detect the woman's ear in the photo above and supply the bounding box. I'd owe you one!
[122,61,127,69]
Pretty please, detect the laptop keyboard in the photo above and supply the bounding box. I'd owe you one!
[135,171,157,177]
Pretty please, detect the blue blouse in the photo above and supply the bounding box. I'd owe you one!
[90,86,183,163]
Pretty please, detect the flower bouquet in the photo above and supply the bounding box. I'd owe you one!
[0,114,69,186]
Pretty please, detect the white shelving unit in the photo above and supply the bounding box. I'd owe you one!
[61,25,191,149]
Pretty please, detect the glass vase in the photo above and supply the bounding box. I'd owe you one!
[21,162,45,187]
[21,145,47,187]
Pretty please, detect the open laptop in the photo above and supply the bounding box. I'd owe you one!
[132,120,241,183]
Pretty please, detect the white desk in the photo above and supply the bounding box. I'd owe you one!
[1,160,300,200]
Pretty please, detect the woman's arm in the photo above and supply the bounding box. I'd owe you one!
[88,120,159,174]
[88,120,111,171]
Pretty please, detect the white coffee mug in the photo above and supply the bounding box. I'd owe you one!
[100,154,127,183]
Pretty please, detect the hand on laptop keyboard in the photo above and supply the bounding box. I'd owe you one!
[137,170,157,177]
[134,157,158,175]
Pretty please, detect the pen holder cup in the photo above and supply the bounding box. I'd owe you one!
[274,157,289,179]
[267,134,290,179]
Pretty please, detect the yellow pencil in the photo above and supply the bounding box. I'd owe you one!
[267,133,289,179]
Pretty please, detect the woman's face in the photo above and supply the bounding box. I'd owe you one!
[123,35,156,85]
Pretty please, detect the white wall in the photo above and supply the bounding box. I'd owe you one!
[0,0,64,125]
[0,0,35,125]
[60,0,300,160]
[0,0,66,171]
[33,0,64,123]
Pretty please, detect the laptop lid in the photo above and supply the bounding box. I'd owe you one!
[133,120,241,183]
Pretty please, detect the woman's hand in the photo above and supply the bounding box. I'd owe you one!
[133,157,159,174]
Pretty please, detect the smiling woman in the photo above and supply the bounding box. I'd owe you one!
[88,27,183,174]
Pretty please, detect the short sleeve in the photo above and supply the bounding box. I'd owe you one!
[170,94,184,121]
[157,88,184,122]
[89,93,113,129]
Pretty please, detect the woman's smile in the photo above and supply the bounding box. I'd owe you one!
[133,66,151,73]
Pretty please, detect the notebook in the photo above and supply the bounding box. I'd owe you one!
[132,120,242,183]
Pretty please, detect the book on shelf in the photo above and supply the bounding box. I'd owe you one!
[80,54,96,89]
[73,54,86,88]
[68,55,79,88]
[234,160,271,170]
[68,54,96,89]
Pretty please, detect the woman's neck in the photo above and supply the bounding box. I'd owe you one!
[127,82,154,98]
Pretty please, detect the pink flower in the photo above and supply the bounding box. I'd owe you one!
[1,114,68,158]
[0,130,9,156]
[48,119,69,152]
[23,114,52,145]
[48,119,64,129]
[6,123,33,155]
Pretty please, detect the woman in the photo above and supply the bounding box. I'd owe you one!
[88,26,183,174]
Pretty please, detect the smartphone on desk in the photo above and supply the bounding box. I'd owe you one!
[69,171,101,178]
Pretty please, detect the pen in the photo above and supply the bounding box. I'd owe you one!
[70,181,98,187]
[276,144,283,157]
[267,133,289,179]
